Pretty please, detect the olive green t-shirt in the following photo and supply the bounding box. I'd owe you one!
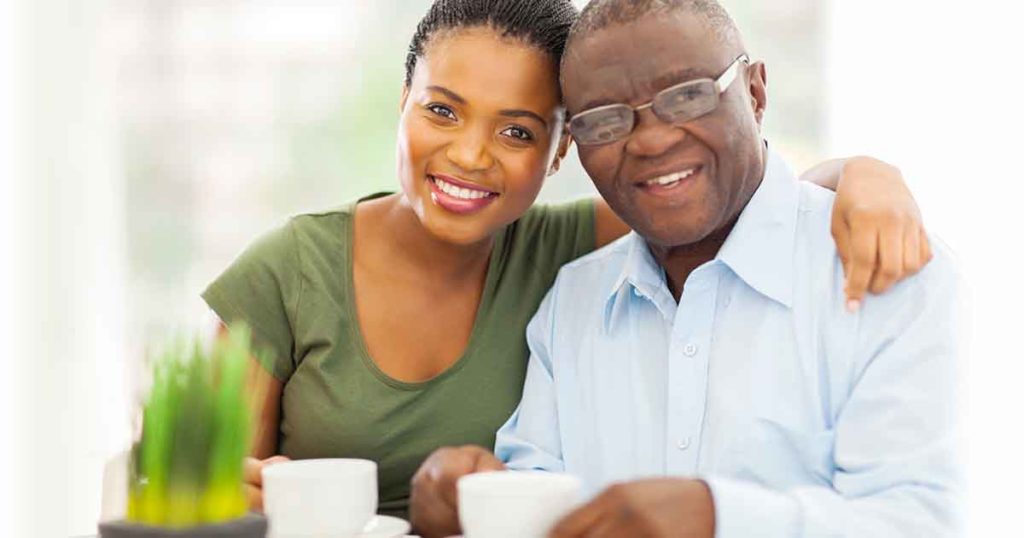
[202,195,596,518]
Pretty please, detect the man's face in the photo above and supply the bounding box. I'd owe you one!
[562,13,768,249]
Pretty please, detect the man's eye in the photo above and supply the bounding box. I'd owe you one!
[683,87,704,100]
[501,126,534,141]
[427,104,456,120]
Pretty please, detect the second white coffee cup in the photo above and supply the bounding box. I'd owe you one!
[262,458,377,538]
[458,471,582,538]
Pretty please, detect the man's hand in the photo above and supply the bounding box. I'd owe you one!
[548,478,715,538]
[409,445,506,538]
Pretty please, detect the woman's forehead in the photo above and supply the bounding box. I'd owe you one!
[415,28,562,113]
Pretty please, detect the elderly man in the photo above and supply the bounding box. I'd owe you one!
[410,1,963,536]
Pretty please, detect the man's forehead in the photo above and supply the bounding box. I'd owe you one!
[562,15,727,107]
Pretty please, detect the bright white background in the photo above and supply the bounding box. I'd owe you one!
[2,0,1021,536]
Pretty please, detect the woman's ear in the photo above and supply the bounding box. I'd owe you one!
[548,128,574,176]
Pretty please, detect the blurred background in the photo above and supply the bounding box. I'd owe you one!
[2,0,1020,536]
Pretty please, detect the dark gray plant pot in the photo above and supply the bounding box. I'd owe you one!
[98,513,267,538]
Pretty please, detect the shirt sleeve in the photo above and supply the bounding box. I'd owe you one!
[494,284,566,472]
[703,254,964,537]
[201,221,302,381]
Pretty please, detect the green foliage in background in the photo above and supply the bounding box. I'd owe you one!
[127,325,257,528]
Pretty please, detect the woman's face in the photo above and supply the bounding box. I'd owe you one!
[397,27,567,246]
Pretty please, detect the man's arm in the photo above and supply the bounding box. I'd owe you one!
[409,286,565,538]
[707,253,964,537]
[552,252,964,538]
[495,285,566,471]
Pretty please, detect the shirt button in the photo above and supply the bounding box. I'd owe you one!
[633,287,643,297]
[683,343,698,357]
[676,438,691,450]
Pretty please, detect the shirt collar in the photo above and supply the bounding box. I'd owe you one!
[603,145,801,331]
[715,146,800,308]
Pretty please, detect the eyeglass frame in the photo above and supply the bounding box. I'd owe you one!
[567,53,751,146]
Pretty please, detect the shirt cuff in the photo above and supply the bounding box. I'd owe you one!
[703,476,801,538]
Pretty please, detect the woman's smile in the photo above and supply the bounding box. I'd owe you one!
[427,173,500,215]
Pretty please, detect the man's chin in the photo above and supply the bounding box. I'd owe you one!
[636,224,712,251]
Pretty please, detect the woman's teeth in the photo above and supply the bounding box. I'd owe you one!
[645,168,697,187]
[434,177,493,200]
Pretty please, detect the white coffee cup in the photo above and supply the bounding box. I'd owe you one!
[262,458,377,538]
[458,471,582,538]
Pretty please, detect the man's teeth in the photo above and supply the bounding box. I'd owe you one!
[645,168,697,187]
[434,177,492,200]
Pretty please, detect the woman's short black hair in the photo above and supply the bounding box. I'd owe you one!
[404,0,580,87]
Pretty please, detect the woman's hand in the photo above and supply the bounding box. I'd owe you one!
[829,156,932,311]
[243,455,290,512]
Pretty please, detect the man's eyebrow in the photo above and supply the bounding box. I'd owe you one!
[425,85,466,104]
[651,67,711,92]
[573,68,712,113]
[498,109,549,129]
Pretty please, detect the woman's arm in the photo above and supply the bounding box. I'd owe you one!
[216,319,288,512]
[802,156,932,311]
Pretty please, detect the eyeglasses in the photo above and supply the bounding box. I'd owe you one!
[568,54,750,146]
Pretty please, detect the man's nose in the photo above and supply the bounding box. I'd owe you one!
[624,109,688,158]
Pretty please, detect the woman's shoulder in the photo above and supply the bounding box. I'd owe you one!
[499,198,598,274]
[284,192,394,257]
[514,198,596,244]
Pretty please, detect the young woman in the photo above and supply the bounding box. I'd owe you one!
[204,0,932,520]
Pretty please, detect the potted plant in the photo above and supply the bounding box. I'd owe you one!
[100,325,268,538]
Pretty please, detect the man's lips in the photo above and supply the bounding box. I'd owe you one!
[633,165,703,198]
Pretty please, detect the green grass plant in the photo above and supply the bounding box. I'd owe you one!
[127,324,258,528]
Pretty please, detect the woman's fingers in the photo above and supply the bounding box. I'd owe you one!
[903,224,922,276]
[869,220,905,294]
[243,455,290,512]
[843,218,878,311]
[831,212,853,279]
[243,457,263,486]
[245,483,264,512]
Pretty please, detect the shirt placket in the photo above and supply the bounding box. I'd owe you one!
[665,266,719,475]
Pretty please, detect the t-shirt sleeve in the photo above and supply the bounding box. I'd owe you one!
[202,221,301,381]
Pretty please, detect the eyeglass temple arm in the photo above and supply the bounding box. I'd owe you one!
[716,54,750,92]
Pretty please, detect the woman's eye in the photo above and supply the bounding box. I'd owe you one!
[501,126,534,142]
[426,104,456,120]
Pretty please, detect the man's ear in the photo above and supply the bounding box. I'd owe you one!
[747,61,768,127]
[399,84,410,113]
[548,128,574,176]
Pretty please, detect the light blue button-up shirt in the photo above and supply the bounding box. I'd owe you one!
[495,149,963,536]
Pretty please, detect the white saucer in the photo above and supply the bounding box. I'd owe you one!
[358,515,411,538]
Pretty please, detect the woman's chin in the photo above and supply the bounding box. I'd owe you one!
[422,216,497,247]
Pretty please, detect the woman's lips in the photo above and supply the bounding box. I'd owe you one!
[427,175,499,215]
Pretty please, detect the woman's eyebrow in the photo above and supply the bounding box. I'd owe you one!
[427,84,549,129]
[498,109,548,129]
[426,85,466,104]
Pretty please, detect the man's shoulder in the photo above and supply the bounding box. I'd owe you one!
[545,233,634,306]
[791,180,960,307]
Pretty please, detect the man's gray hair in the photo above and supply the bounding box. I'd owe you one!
[566,0,741,58]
